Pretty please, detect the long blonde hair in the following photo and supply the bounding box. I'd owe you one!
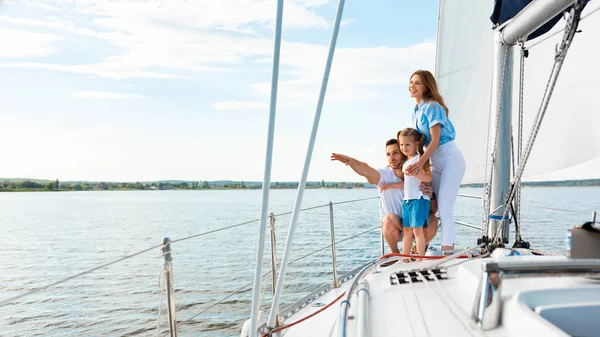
[397,128,431,174]
[411,70,450,116]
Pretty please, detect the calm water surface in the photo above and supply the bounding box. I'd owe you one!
[1,188,598,336]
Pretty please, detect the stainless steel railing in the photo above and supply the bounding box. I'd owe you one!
[162,196,381,336]
[161,237,177,337]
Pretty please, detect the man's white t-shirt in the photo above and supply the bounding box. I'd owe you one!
[376,167,404,221]
[402,154,430,201]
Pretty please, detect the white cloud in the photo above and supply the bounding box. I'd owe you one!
[0,17,96,36]
[33,3,61,12]
[0,62,189,79]
[72,91,147,99]
[76,0,331,31]
[212,101,268,112]
[65,128,126,144]
[6,1,62,12]
[0,0,434,105]
[341,18,355,27]
[248,41,436,103]
[0,0,334,78]
[292,0,330,7]
[0,28,58,58]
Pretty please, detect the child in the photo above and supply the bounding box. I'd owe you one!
[381,128,431,261]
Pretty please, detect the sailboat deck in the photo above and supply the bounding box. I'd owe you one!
[274,255,600,337]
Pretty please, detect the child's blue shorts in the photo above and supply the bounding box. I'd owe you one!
[402,197,430,228]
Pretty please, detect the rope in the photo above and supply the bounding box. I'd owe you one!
[259,292,345,337]
[493,0,585,242]
[379,244,485,270]
[427,243,486,270]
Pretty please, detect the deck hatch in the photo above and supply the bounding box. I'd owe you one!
[390,268,448,285]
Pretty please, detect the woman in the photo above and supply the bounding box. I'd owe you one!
[404,70,465,251]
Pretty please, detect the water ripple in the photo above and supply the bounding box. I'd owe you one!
[1,188,595,336]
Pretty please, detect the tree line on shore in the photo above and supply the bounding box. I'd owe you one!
[5,178,597,192]
[0,179,367,191]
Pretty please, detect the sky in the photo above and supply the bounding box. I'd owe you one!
[4,1,597,184]
[0,0,440,182]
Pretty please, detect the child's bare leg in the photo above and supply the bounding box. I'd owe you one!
[414,227,425,262]
[402,227,413,262]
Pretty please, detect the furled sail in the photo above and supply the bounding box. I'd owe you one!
[435,0,600,183]
[490,0,588,41]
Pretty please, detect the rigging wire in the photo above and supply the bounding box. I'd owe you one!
[527,3,600,49]
[516,41,527,243]
[0,197,378,307]
[493,0,586,243]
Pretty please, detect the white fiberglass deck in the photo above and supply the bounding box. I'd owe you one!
[264,254,600,337]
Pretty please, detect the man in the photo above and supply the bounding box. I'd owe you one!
[331,138,438,254]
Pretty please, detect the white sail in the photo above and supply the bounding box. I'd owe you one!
[436,0,600,183]
[435,0,496,184]
[517,1,600,181]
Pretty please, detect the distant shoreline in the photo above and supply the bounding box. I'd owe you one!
[460,178,600,188]
[0,179,372,192]
[1,177,599,192]
[0,186,374,192]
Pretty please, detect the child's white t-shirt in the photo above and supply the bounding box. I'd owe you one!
[402,154,430,201]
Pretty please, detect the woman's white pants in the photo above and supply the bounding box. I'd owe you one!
[430,141,466,246]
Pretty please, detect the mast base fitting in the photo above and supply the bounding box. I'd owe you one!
[512,240,530,249]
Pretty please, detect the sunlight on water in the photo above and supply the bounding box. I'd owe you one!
[0,187,597,336]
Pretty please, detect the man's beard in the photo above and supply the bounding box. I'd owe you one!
[390,162,400,170]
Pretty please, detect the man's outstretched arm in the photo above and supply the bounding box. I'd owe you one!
[331,153,380,185]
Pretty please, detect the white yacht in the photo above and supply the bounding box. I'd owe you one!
[238,0,600,336]
[1,1,598,337]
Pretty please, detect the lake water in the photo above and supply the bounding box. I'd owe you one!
[0,187,598,336]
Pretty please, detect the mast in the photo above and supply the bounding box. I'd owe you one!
[487,33,513,243]
[486,0,577,244]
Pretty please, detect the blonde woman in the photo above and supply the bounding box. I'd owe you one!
[404,70,466,252]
